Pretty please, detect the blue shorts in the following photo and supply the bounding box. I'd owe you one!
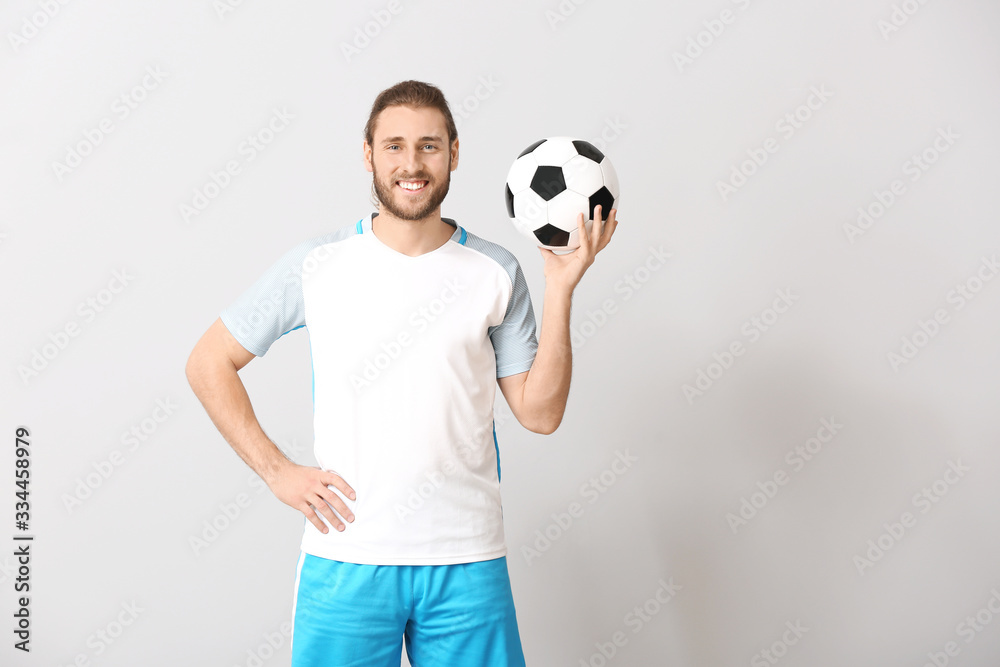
[290,551,526,667]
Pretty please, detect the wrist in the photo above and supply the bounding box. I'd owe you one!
[545,279,576,298]
[262,451,294,487]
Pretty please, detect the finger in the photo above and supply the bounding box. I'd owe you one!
[317,486,355,524]
[583,209,599,255]
[324,471,356,500]
[590,206,606,250]
[600,208,618,243]
[591,208,615,249]
[300,501,338,534]
[569,211,587,255]
[310,492,350,531]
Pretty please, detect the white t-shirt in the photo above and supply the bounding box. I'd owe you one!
[220,212,539,565]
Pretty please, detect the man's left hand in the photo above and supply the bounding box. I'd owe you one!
[538,205,618,292]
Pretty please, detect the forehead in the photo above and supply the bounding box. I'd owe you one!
[373,105,448,142]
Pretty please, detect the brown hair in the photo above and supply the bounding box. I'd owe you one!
[364,79,458,149]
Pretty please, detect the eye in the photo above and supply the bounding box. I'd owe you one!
[386,144,437,151]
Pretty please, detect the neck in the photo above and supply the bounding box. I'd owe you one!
[372,211,455,257]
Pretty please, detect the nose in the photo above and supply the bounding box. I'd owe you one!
[400,146,425,178]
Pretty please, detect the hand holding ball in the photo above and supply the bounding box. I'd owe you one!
[504,136,620,252]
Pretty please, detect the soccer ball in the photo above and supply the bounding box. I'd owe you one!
[504,136,620,252]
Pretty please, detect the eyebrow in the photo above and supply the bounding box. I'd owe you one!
[380,135,444,145]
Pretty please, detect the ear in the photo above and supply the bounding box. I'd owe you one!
[363,140,373,173]
[450,138,459,172]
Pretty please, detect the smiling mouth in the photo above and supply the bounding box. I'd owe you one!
[397,180,428,193]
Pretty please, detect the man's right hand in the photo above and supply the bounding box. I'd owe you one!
[267,462,356,534]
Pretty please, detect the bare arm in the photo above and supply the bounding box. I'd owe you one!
[496,283,573,436]
[185,317,355,533]
[185,318,288,482]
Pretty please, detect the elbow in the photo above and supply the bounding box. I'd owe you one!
[522,403,566,435]
[186,344,242,395]
[185,347,207,391]
[530,415,562,436]
[184,355,200,393]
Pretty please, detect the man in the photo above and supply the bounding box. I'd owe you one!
[185,79,617,666]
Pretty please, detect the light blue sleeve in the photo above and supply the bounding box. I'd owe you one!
[219,240,314,357]
[489,255,539,378]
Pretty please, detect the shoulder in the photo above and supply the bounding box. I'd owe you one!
[458,227,527,283]
[295,219,362,257]
[267,219,363,274]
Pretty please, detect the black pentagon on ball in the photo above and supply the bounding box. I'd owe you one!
[504,183,515,218]
[572,140,605,163]
[530,166,566,201]
[518,139,546,158]
[589,186,615,220]
[534,223,570,247]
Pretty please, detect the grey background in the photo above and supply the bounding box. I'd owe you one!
[2,1,999,665]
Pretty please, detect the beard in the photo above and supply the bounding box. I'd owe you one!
[371,156,451,221]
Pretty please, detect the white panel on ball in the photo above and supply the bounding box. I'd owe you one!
[512,187,548,229]
[600,159,620,202]
[563,154,605,196]
[546,189,589,231]
[506,154,538,195]
[529,136,579,166]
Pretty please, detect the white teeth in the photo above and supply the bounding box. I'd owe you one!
[398,181,426,190]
